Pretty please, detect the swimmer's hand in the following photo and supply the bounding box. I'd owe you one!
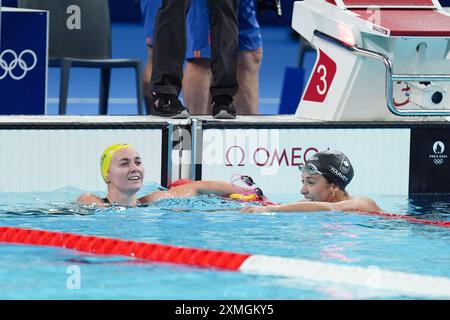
[240,205,273,213]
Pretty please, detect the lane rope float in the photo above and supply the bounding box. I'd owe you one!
[355,211,450,228]
[1,226,450,298]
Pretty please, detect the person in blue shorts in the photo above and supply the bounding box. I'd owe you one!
[183,0,263,115]
[148,0,239,119]
[140,0,261,116]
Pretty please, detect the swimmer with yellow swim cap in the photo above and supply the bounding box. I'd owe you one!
[77,143,145,206]
[77,143,264,207]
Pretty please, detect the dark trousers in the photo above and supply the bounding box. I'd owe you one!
[151,0,239,99]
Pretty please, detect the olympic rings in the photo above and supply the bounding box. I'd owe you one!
[0,49,37,80]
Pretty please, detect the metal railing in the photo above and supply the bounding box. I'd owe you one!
[314,30,450,116]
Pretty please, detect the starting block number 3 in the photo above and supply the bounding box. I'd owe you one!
[303,50,337,103]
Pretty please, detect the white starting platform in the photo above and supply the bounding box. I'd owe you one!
[292,0,450,120]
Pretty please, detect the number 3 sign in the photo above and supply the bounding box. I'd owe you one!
[303,49,337,103]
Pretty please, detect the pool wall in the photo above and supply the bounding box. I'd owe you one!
[0,116,449,196]
[0,116,167,192]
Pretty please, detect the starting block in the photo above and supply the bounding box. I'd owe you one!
[292,0,450,120]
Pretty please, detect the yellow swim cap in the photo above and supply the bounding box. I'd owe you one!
[100,143,131,182]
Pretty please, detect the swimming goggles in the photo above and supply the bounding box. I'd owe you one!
[298,162,323,175]
[231,174,265,199]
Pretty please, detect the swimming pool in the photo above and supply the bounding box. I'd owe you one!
[1,186,449,299]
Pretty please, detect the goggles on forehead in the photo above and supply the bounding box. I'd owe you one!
[231,174,264,199]
[298,162,323,176]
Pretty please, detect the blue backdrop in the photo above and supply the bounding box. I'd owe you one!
[2,0,449,23]
[0,10,47,114]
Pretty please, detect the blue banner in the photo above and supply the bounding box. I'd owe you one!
[0,9,47,114]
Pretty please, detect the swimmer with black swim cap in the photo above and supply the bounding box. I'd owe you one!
[300,150,354,200]
[241,150,382,213]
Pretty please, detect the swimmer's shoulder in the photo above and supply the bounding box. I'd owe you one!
[76,193,106,206]
[139,190,173,203]
[346,196,382,213]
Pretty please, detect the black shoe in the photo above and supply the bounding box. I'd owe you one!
[212,95,237,119]
[150,93,190,119]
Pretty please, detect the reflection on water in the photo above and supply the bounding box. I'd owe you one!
[1,189,450,299]
[407,195,450,220]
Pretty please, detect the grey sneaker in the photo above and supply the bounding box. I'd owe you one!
[212,95,236,119]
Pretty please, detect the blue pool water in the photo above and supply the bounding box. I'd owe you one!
[1,185,449,299]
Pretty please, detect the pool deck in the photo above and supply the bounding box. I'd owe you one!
[1,115,450,126]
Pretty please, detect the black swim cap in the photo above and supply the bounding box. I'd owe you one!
[305,150,354,190]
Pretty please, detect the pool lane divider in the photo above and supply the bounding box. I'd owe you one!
[0,226,248,270]
[1,226,450,298]
[355,211,450,227]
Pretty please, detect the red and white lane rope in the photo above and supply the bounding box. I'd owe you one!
[1,226,450,298]
[354,211,450,227]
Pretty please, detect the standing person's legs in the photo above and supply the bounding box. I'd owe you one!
[233,0,263,114]
[183,59,211,114]
[234,48,263,114]
[184,50,261,115]
[184,0,261,115]
[151,0,190,96]
[150,0,191,117]
[207,0,239,100]
[183,0,211,115]
[140,0,160,113]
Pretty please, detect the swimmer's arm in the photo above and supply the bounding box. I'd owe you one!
[139,181,248,203]
[188,181,243,196]
[333,198,382,213]
[241,201,334,213]
[139,190,174,203]
[145,181,245,198]
[241,198,382,213]
[76,193,105,206]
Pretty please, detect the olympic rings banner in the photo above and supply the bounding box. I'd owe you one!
[0,8,47,114]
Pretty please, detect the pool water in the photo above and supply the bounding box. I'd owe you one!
[1,185,449,299]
